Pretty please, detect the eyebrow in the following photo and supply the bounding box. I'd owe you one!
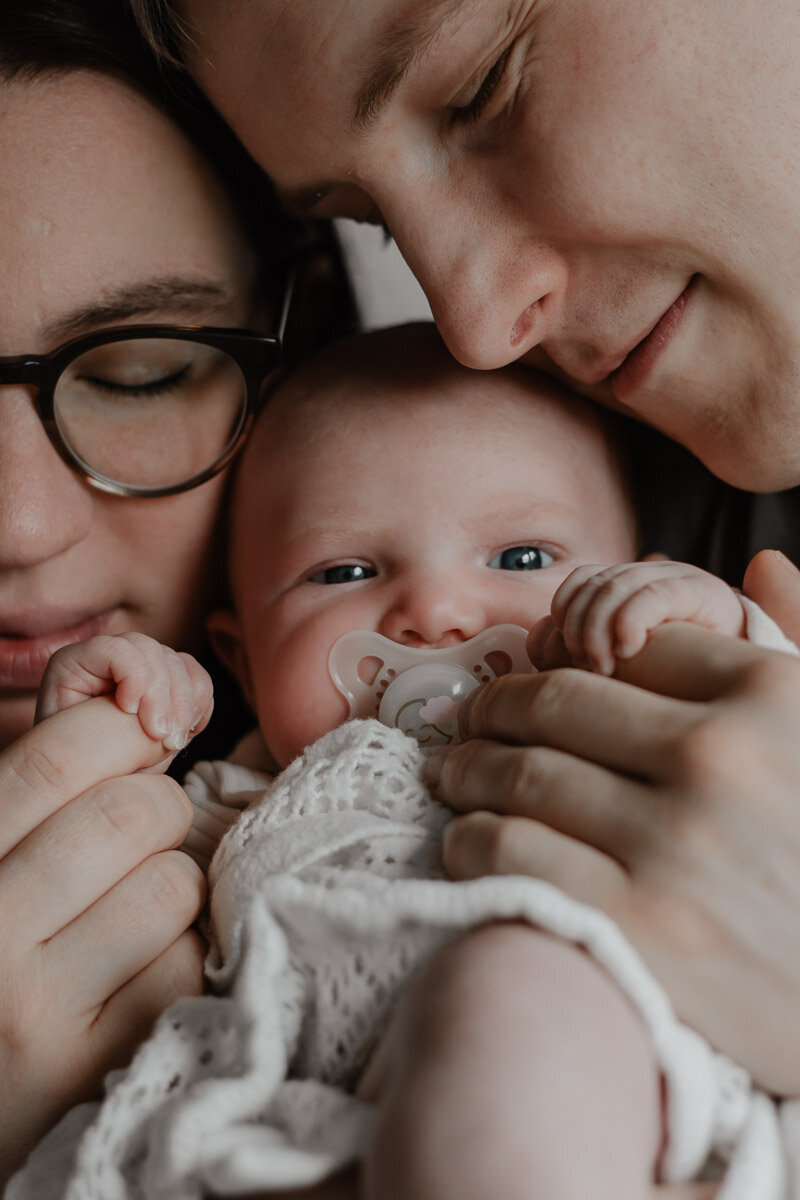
[353,0,464,129]
[282,0,464,216]
[43,279,233,343]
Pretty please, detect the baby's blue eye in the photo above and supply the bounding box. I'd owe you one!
[309,564,377,585]
[488,546,553,571]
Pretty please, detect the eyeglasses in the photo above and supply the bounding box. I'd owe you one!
[2,322,283,498]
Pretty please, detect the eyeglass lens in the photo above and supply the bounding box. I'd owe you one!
[53,338,249,490]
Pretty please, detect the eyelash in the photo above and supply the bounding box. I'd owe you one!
[453,45,513,125]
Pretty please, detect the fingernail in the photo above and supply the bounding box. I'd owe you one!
[457,690,478,737]
[424,747,452,791]
[152,713,169,738]
[775,550,800,576]
[163,727,189,751]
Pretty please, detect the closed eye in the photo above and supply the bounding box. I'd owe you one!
[451,45,512,125]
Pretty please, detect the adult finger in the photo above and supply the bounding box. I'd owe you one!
[743,548,800,644]
[442,810,630,908]
[0,773,194,942]
[90,928,205,1073]
[0,696,172,858]
[610,619,782,700]
[455,667,694,779]
[526,618,573,670]
[429,738,655,863]
[49,851,206,1014]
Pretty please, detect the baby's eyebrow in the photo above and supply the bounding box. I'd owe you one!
[352,0,463,129]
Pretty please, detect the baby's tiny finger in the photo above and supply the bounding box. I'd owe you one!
[180,654,214,734]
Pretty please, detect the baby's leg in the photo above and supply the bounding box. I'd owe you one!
[359,923,661,1200]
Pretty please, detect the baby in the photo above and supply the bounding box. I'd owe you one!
[24,326,792,1200]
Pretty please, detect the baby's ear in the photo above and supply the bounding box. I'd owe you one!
[207,609,254,706]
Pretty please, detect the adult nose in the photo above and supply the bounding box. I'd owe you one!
[378,573,487,649]
[0,390,93,569]
[379,165,567,371]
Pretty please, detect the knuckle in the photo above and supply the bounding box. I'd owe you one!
[12,742,75,796]
[159,929,206,998]
[520,667,576,724]
[483,812,527,875]
[503,746,549,812]
[740,645,800,698]
[93,780,161,847]
[145,850,205,923]
[92,776,191,850]
[669,715,733,786]
[666,711,756,797]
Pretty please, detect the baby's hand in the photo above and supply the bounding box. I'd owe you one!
[531,560,746,675]
[37,633,213,763]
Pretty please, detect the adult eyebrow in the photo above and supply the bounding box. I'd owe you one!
[43,279,233,342]
[353,0,464,130]
[282,0,463,216]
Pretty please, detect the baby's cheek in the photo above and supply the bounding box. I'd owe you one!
[254,671,351,769]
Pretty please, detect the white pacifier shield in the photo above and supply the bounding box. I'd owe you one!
[379,662,479,749]
[328,624,534,751]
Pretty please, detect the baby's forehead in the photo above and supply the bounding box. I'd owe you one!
[258,327,609,448]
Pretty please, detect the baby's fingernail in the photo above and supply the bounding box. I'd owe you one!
[163,727,189,751]
[424,747,452,791]
[152,713,170,738]
[190,706,203,731]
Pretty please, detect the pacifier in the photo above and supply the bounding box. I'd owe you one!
[328,624,535,752]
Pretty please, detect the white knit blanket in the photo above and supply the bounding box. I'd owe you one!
[10,601,800,1198]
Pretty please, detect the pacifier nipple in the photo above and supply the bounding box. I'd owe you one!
[328,624,535,753]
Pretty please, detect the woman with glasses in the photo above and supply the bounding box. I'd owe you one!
[0,3,353,1185]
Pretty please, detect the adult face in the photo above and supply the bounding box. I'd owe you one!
[215,335,638,767]
[180,0,800,492]
[0,70,258,748]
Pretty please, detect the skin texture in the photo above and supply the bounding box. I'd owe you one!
[0,70,256,748]
[159,0,800,1110]
[0,69,259,1181]
[39,324,739,1195]
[42,321,743,1194]
[179,0,800,492]
[207,326,639,767]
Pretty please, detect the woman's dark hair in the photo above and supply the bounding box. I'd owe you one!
[0,0,357,347]
[0,0,296,269]
[126,0,185,66]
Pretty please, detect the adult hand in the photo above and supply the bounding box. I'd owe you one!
[432,621,800,1094]
[743,548,800,644]
[0,697,205,1182]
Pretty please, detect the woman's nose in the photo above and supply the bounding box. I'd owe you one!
[0,391,93,569]
[382,169,566,372]
[378,577,486,649]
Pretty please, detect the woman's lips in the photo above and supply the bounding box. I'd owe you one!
[0,610,116,690]
[609,277,696,401]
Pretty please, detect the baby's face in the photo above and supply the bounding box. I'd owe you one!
[220,364,638,767]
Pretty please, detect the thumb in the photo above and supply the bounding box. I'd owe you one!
[742,549,800,643]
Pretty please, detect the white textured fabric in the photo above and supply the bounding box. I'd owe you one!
[9,598,800,1198]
